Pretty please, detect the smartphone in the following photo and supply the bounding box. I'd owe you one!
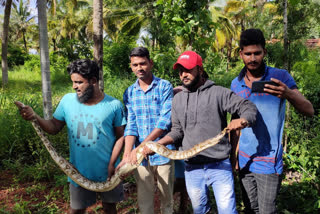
[251,80,279,93]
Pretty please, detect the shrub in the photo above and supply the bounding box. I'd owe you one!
[152,47,180,86]
[49,53,70,84]
[24,54,41,73]
[103,41,134,77]
[56,38,93,62]
[3,43,30,68]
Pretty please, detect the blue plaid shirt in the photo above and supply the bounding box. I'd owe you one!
[124,75,174,166]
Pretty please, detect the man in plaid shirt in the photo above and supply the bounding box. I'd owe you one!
[120,47,174,214]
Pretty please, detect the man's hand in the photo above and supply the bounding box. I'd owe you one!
[263,78,289,98]
[263,78,314,117]
[227,118,248,131]
[107,164,115,180]
[115,150,138,179]
[14,101,36,121]
[129,148,139,164]
[142,145,155,159]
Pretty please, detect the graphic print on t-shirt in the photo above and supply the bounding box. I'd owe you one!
[70,113,102,148]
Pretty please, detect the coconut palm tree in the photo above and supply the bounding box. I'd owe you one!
[37,0,52,119]
[103,7,145,43]
[93,0,104,90]
[1,0,13,87]
[10,0,35,51]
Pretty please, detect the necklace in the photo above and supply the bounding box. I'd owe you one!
[245,74,251,82]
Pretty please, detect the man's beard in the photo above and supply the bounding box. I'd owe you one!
[182,72,201,91]
[246,61,265,76]
[77,84,94,103]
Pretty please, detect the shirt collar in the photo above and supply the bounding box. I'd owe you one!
[238,64,269,86]
[133,75,159,92]
[238,63,268,81]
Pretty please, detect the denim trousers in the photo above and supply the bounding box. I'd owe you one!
[184,159,238,214]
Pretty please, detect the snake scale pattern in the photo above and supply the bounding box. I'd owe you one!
[15,101,227,192]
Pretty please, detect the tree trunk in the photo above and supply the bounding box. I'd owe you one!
[23,31,27,51]
[93,0,104,91]
[37,0,53,119]
[1,0,12,88]
[283,0,290,152]
[283,0,289,71]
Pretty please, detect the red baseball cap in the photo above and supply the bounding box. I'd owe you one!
[173,51,203,70]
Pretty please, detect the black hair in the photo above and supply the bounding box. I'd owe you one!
[129,47,150,60]
[240,28,266,50]
[67,59,99,81]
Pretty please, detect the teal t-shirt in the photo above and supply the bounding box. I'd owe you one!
[53,93,126,186]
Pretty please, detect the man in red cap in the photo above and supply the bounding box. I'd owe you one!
[155,50,257,214]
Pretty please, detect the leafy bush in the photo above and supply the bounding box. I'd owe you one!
[0,90,69,181]
[23,54,41,73]
[1,43,30,68]
[56,38,93,62]
[291,51,320,110]
[152,47,180,86]
[103,41,134,77]
[266,41,310,71]
[266,42,284,69]
[205,52,239,88]
[282,49,320,213]
[49,53,70,84]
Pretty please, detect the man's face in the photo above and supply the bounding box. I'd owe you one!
[240,44,266,73]
[178,66,202,90]
[130,56,153,81]
[71,73,94,103]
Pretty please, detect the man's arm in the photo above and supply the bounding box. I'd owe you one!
[123,135,136,161]
[229,129,240,171]
[121,87,139,163]
[155,81,173,134]
[264,78,314,117]
[141,128,166,157]
[108,125,125,179]
[142,82,173,157]
[157,135,175,146]
[223,88,257,127]
[143,128,165,142]
[18,104,65,135]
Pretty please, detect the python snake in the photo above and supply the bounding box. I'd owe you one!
[15,101,228,192]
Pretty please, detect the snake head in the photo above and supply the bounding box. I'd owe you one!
[14,101,25,110]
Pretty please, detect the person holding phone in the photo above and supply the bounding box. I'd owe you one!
[230,28,314,214]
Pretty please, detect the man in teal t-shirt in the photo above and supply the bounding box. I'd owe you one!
[18,59,126,214]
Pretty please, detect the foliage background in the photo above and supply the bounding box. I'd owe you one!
[0,0,320,213]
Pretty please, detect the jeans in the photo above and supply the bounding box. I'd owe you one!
[184,159,237,214]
